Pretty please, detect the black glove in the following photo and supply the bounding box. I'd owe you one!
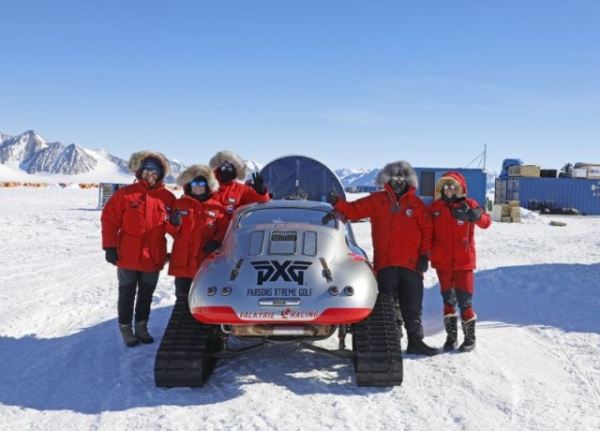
[203,240,221,253]
[452,202,483,223]
[326,191,339,206]
[104,247,118,265]
[321,212,336,225]
[451,202,470,221]
[251,173,266,194]
[416,255,429,273]
[169,209,182,227]
[467,207,482,222]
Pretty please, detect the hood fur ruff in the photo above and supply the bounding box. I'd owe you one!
[208,150,247,180]
[128,151,170,179]
[376,160,418,188]
[434,172,467,200]
[176,164,220,193]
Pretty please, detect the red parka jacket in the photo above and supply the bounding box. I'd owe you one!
[167,195,230,278]
[101,180,176,272]
[428,172,491,271]
[334,185,432,273]
[212,179,270,215]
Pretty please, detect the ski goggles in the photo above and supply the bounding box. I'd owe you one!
[190,180,207,187]
[442,183,458,191]
[141,160,161,172]
[389,175,406,183]
[219,162,235,172]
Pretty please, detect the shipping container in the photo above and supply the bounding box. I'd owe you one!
[495,177,600,215]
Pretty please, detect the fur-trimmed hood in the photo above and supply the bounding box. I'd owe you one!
[376,160,418,188]
[208,150,247,180]
[128,151,170,180]
[434,171,467,200]
[176,164,220,193]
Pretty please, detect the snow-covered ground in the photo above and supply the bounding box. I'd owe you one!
[0,188,599,430]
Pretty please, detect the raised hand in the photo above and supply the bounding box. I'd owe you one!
[251,172,266,194]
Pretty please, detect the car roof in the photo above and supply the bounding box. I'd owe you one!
[237,199,333,214]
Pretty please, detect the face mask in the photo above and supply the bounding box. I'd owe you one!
[389,176,407,195]
[219,162,237,183]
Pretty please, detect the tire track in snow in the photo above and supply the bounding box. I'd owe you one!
[476,323,523,427]
[527,267,600,415]
[538,327,600,413]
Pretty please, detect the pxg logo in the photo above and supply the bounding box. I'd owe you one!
[251,260,312,285]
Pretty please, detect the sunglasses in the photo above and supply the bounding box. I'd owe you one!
[190,180,207,187]
[443,184,457,191]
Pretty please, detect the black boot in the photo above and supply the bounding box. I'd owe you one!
[406,338,439,356]
[119,324,140,347]
[134,320,154,344]
[443,315,459,351]
[459,318,476,352]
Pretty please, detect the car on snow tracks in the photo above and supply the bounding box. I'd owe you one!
[154,156,403,388]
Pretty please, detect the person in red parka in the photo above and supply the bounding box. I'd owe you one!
[101,151,175,347]
[167,164,229,307]
[328,160,438,356]
[429,171,491,352]
[209,150,270,216]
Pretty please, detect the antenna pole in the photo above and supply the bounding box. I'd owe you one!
[483,143,487,171]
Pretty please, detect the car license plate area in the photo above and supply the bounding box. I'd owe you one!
[259,298,301,306]
[269,230,297,255]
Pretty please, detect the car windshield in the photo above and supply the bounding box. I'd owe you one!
[237,207,338,229]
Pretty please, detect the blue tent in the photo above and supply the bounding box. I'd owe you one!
[260,155,346,201]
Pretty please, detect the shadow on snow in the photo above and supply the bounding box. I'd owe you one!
[0,312,386,414]
[422,262,600,335]
[1,263,598,413]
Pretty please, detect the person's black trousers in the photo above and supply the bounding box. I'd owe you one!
[377,266,425,340]
[117,268,160,325]
[174,277,193,301]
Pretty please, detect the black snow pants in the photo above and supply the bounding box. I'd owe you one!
[117,269,160,325]
[377,266,425,341]
[175,277,193,302]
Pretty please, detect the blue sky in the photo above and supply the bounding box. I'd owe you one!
[1,1,598,172]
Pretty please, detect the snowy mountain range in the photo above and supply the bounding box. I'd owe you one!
[335,168,380,188]
[0,130,185,183]
[1,131,98,175]
[0,130,495,191]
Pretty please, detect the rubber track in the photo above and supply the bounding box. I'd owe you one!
[352,294,403,387]
[154,299,220,388]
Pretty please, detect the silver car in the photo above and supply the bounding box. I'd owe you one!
[189,200,377,329]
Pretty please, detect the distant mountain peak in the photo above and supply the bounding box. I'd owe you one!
[335,167,380,188]
[0,130,48,166]
[0,129,184,182]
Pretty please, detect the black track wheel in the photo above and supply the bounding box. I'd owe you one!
[352,294,403,387]
[154,300,221,388]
